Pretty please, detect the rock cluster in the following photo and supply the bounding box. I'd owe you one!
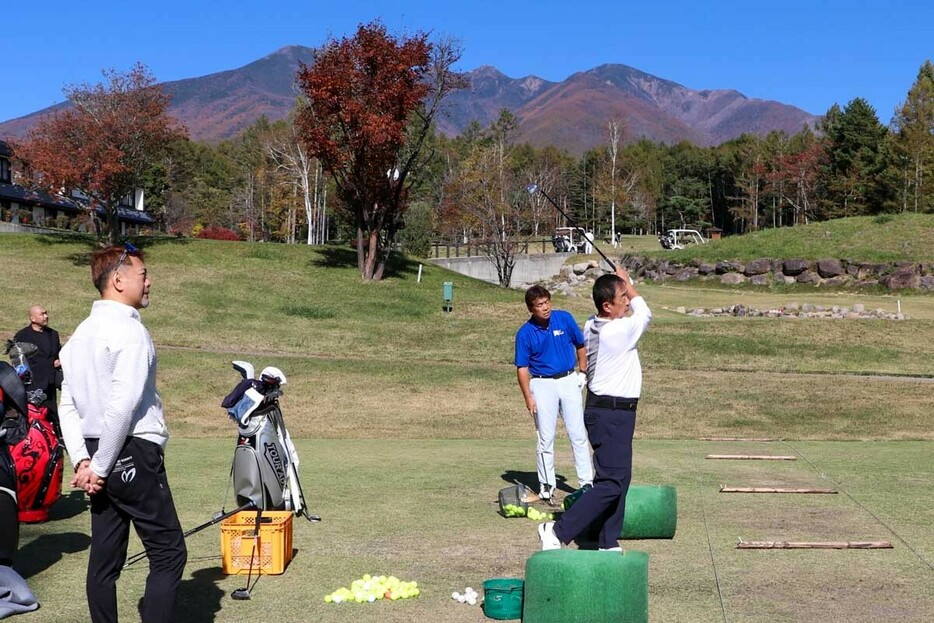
[621,256,934,291]
[671,302,906,320]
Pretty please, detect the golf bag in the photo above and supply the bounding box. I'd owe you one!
[222,362,315,521]
[0,360,29,563]
[8,399,63,523]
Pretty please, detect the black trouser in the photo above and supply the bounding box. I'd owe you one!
[85,437,187,623]
[554,404,636,549]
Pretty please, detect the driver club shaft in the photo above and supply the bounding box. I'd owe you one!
[531,186,616,269]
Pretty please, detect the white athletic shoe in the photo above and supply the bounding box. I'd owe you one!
[538,521,561,551]
[539,485,552,500]
[598,547,622,552]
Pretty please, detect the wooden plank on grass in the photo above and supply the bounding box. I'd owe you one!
[737,540,893,550]
[720,486,837,494]
[706,454,797,460]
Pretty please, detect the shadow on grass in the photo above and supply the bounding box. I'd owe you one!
[15,531,90,579]
[47,489,90,521]
[500,470,573,494]
[33,233,192,267]
[145,567,225,623]
[310,246,422,279]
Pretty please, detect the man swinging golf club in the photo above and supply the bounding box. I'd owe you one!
[538,266,651,551]
[59,245,186,623]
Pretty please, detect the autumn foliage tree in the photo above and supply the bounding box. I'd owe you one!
[295,20,466,280]
[16,63,185,242]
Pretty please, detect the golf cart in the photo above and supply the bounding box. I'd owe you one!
[552,227,593,254]
[658,229,706,250]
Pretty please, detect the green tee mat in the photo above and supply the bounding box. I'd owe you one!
[482,578,523,620]
[523,549,648,623]
[562,484,677,539]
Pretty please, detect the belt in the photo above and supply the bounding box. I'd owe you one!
[531,369,575,380]
[586,394,638,411]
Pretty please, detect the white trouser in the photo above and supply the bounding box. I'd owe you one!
[531,374,594,491]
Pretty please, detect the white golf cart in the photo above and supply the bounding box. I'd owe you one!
[659,228,706,250]
[552,227,594,254]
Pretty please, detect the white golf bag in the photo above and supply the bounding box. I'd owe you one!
[223,362,316,521]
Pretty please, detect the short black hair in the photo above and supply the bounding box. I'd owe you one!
[525,285,551,310]
[592,274,623,313]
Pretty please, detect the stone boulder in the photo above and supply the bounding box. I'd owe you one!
[783,259,810,276]
[697,262,717,275]
[816,258,845,278]
[744,258,772,276]
[796,270,822,284]
[921,276,934,290]
[883,268,921,290]
[821,275,851,287]
[720,273,746,285]
[749,274,771,286]
[674,268,699,281]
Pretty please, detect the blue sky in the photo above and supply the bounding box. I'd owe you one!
[2,1,931,126]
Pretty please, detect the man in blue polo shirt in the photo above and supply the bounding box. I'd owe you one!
[515,285,593,503]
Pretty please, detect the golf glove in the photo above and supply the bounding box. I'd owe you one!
[575,371,587,390]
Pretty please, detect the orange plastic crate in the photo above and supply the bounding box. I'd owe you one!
[220,511,293,575]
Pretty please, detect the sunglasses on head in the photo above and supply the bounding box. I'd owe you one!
[116,242,138,268]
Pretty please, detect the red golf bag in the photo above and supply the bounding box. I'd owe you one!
[9,403,63,523]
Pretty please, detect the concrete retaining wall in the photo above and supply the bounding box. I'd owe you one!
[427,253,573,286]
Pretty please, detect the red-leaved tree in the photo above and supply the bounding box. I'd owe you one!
[15,63,185,243]
[295,21,466,280]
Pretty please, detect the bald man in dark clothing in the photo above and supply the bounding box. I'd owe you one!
[14,306,62,432]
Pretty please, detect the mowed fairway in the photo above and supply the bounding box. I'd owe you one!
[1,234,932,622]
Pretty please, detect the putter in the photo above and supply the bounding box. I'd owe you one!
[527,183,617,270]
[231,509,264,601]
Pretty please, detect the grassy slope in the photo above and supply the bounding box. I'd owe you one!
[646,213,934,262]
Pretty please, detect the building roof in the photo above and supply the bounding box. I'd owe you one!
[0,183,154,224]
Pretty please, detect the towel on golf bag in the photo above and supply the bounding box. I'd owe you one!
[8,404,62,523]
[0,565,39,619]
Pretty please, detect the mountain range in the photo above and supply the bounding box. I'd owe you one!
[0,45,819,154]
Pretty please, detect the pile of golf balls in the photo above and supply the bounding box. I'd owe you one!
[452,587,478,606]
[324,574,420,603]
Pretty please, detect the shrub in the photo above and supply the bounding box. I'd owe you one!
[196,226,241,241]
[398,201,434,258]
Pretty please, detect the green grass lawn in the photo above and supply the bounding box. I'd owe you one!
[1,231,932,622]
[17,440,934,623]
[652,213,934,262]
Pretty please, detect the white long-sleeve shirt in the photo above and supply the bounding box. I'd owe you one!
[59,300,168,477]
[584,296,652,398]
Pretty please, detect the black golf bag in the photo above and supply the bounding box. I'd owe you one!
[0,360,29,565]
[221,363,315,521]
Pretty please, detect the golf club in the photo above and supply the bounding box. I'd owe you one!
[123,500,257,568]
[231,509,264,600]
[526,183,617,270]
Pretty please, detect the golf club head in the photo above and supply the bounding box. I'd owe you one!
[231,588,251,601]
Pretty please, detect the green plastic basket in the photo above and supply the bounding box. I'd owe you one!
[483,577,524,620]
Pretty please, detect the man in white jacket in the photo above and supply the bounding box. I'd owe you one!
[60,245,186,623]
[539,265,651,551]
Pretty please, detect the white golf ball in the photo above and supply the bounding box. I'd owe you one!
[467,597,477,606]
[452,592,460,600]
